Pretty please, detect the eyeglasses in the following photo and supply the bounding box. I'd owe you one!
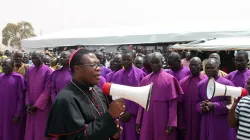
[78,63,102,69]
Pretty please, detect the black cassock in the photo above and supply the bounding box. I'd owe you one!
[45,80,118,140]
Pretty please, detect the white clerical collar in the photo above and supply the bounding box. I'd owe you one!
[89,87,93,91]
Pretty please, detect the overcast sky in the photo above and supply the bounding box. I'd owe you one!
[1,0,250,39]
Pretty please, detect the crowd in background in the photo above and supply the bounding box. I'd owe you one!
[0,46,250,140]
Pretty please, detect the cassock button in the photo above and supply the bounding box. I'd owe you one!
[99,112,102,115]
[96,104,100,108]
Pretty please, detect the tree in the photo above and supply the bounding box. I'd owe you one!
[2,21,36,49]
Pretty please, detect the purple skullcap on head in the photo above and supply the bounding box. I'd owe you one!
[69,49,81,66]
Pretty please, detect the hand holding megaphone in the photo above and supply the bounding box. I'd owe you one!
[108,99,126,118]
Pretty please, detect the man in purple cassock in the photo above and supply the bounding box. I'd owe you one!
[196,58,236,140]
[0,58,26,140]
[106,54,123,82]
[226,51,250,88]
[51,51,71,101]
[95,51,112,78]
[112,50,146,140]
[166,52,191,81]
[136,52,183,140]
[25,51,53,140]
[141,53,152,75]
[179,57,207,140]
[166,52,190,139]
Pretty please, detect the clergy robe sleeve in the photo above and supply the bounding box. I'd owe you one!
[167,98,178,127]
[213,97,230,115]
[177,101,185,129]
[34,70,52,110]
[196,83,203,114]
[45,97,118,140]
[15,77,26,117]
[136,106,144,124]
[50,75,57,102]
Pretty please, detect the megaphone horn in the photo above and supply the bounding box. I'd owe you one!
[206,77,247,99]
[102,83,153,111]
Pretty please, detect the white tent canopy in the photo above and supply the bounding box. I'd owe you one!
[21,25,250,50]
[169,36,250,51]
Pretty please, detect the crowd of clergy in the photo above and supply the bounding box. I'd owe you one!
[0,47,250,140]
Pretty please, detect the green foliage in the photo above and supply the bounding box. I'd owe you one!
[2,21,36,49]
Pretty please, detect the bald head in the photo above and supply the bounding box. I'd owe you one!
[13,50,24,66]
[189,57,201,76]
[134,56,144,69]
[3,58,14,66]
[122,50,133,70]
[32,51,43,57]
[43,55,51,67]
[190,57,201,64]
[236,50,248,59]
[167,52,181,71]
[134,56,143,61]
[94,51,104,65]
[168,52,181,60]
[151,52,163,73]
[2,58,14,74]
[31,51,43,67]
[14,50,24,57]
[235,50,249,71]
[114,54,122,60]
[152,52,163,61]
[205,58,219,78]
[209,53,220,64]
[206,58,219,66]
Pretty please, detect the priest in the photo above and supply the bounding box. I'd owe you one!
[45,49,125,140]
[25,51,53,140]
[136,52,183,140]
[51,51,72,101]
[112,50,146,140]
[179,57,207,140]
[196,58,236,140]
[226,51,250,88]
[0,58,26,140]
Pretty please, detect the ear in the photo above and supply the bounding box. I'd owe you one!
[74,65,81,73]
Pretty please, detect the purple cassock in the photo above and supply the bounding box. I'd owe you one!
[136,69,183,140]
[51,68,71,102]
[179,74,207,140]
[25,64,53,140]
[101,66,112,79]
[166,66,191,81]
[98,76,106,90]
[112,66,146,140]
[141,67,151,75]
[0,72,26,140]
[196,76,236,140]
[106,71,115,82]
[226,68,250,88]
[166,65,191,138]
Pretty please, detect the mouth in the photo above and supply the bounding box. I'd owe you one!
[94,74,101,79]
